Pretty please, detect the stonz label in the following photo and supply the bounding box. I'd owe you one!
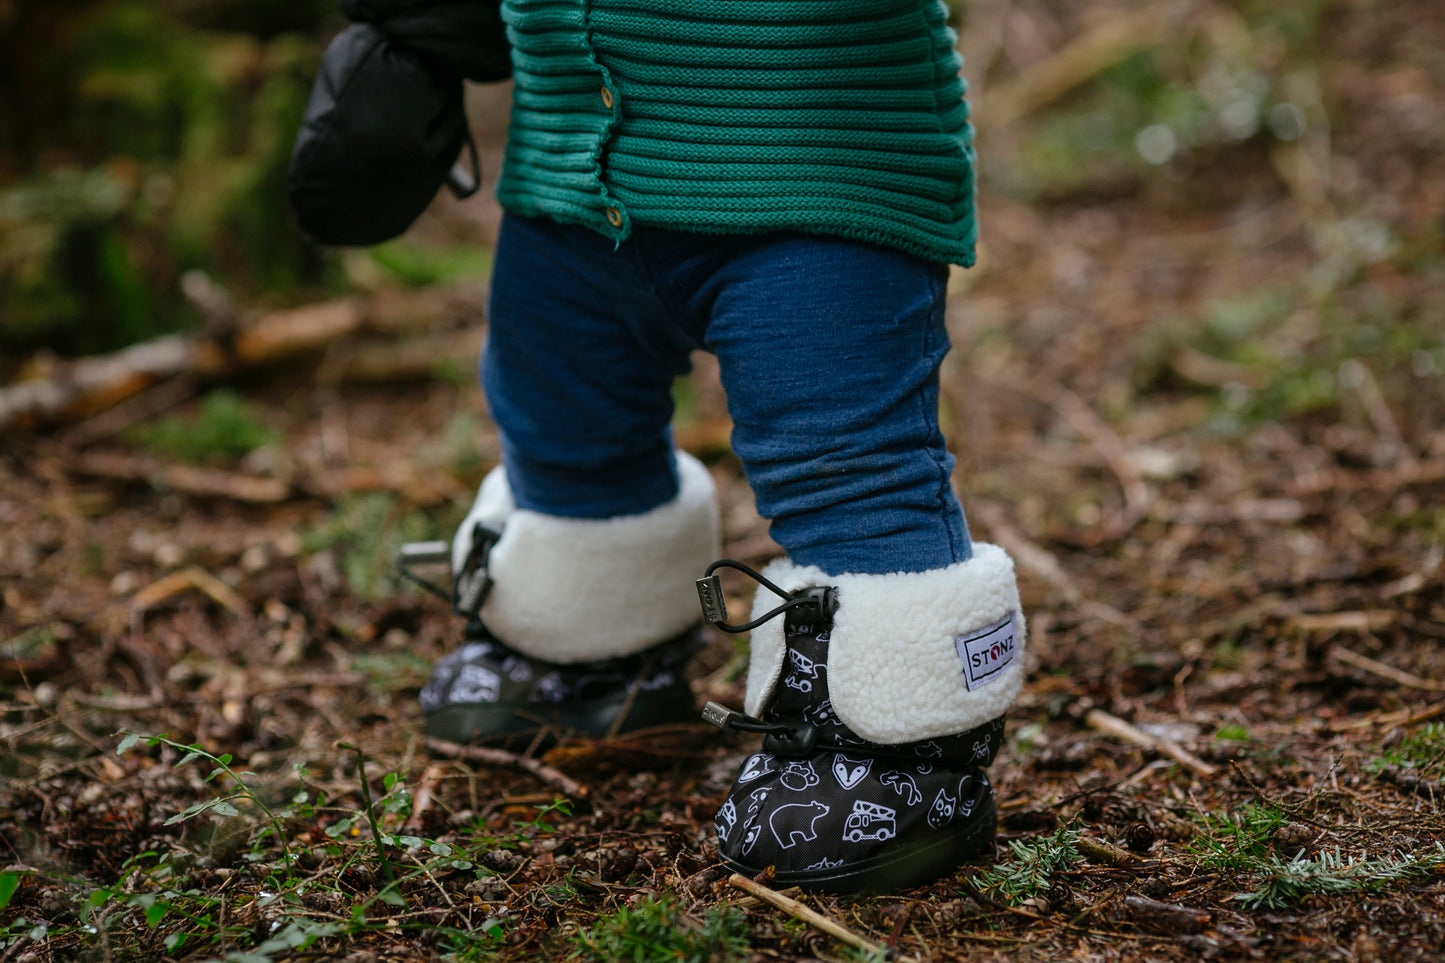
[955,614,1018,691]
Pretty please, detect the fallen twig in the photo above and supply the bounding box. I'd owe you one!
[1331,700,1445,732]
[67,449,291,503]
[1,284,491,433]
[1120,895,1211,934]
[980,1,1202,127]
[423,737,588,799]
[727,874,918,963]
[131,567,251,620]
[1328,644,1443,693]
[1075,836,1155,868]
[1085,709,1218,777]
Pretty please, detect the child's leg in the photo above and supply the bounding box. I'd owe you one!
[420,214,719,744]
[676,233,1024,892]
[699,233,970,575]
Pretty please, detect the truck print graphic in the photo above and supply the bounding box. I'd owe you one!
[842,800,897,843]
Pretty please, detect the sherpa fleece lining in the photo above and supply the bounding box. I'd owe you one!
[744,546,1026,744]
[451,451,720,662]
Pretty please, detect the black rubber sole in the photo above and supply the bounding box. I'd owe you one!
[721,793,998,895]
[424,682,697,749]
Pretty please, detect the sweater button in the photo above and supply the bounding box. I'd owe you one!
[600,86,614,109]
[604,207,623,227]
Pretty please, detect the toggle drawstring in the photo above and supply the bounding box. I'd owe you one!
[696,561,852,759]
[702,701,923,761]
[694,559,837,633]
[396,524,502,619]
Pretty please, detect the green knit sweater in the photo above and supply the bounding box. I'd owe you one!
[496,0,977,267]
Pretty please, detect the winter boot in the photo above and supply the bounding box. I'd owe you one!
[698,547,1025,894]
[416,452,720,748]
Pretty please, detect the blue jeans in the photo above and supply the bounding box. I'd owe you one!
[483,214,972,576]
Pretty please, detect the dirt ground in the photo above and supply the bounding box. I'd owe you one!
[4,2,1445,961]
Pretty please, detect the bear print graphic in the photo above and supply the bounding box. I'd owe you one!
[768,800,830,849]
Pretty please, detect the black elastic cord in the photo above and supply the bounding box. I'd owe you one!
[701,702,927,762]
[700,559,832,633]
[397,566,450,602]
[703,558,792,602]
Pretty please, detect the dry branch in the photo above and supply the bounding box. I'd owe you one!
[979,2,1199,127]
[130,567,251,619]
[0,301,362,432]
[1,285,491,434]
[1085,709,1218,777]
[1328,644,1443,692]
[727,874,919,963]
[1075,836,1148,867]
[1120,895,1211,934]
[66,449,291,503]
[423,737,588,799]
[1331,700,1445,733]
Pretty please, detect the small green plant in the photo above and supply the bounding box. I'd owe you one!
[1366,723,1445,780]
[571,895,749,963]
[972,824,1081,903]
[1236,845,1445,910]
[122,389,279,465]
[1189,802,1289,872]
[117,732,295,866]
[99,734,509,960]
[1214,723,1252,743]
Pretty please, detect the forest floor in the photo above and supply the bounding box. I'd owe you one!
[5,2,1445,961]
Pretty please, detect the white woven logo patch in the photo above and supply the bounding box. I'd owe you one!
[956,614,1018,691]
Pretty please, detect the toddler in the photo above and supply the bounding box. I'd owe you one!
[417,0,1027,894]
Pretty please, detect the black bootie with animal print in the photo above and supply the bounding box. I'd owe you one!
[405,452,720,748]
[698,552,1025,894]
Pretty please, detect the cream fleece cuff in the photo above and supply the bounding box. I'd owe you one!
[743,546,1026,744]
[451,451,720,662]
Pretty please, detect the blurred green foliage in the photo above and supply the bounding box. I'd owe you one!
[985,2,1335,203]
[0,0,336,359]
[367,239,494,290]
[302,492,455,600]
[121,388,280,464]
